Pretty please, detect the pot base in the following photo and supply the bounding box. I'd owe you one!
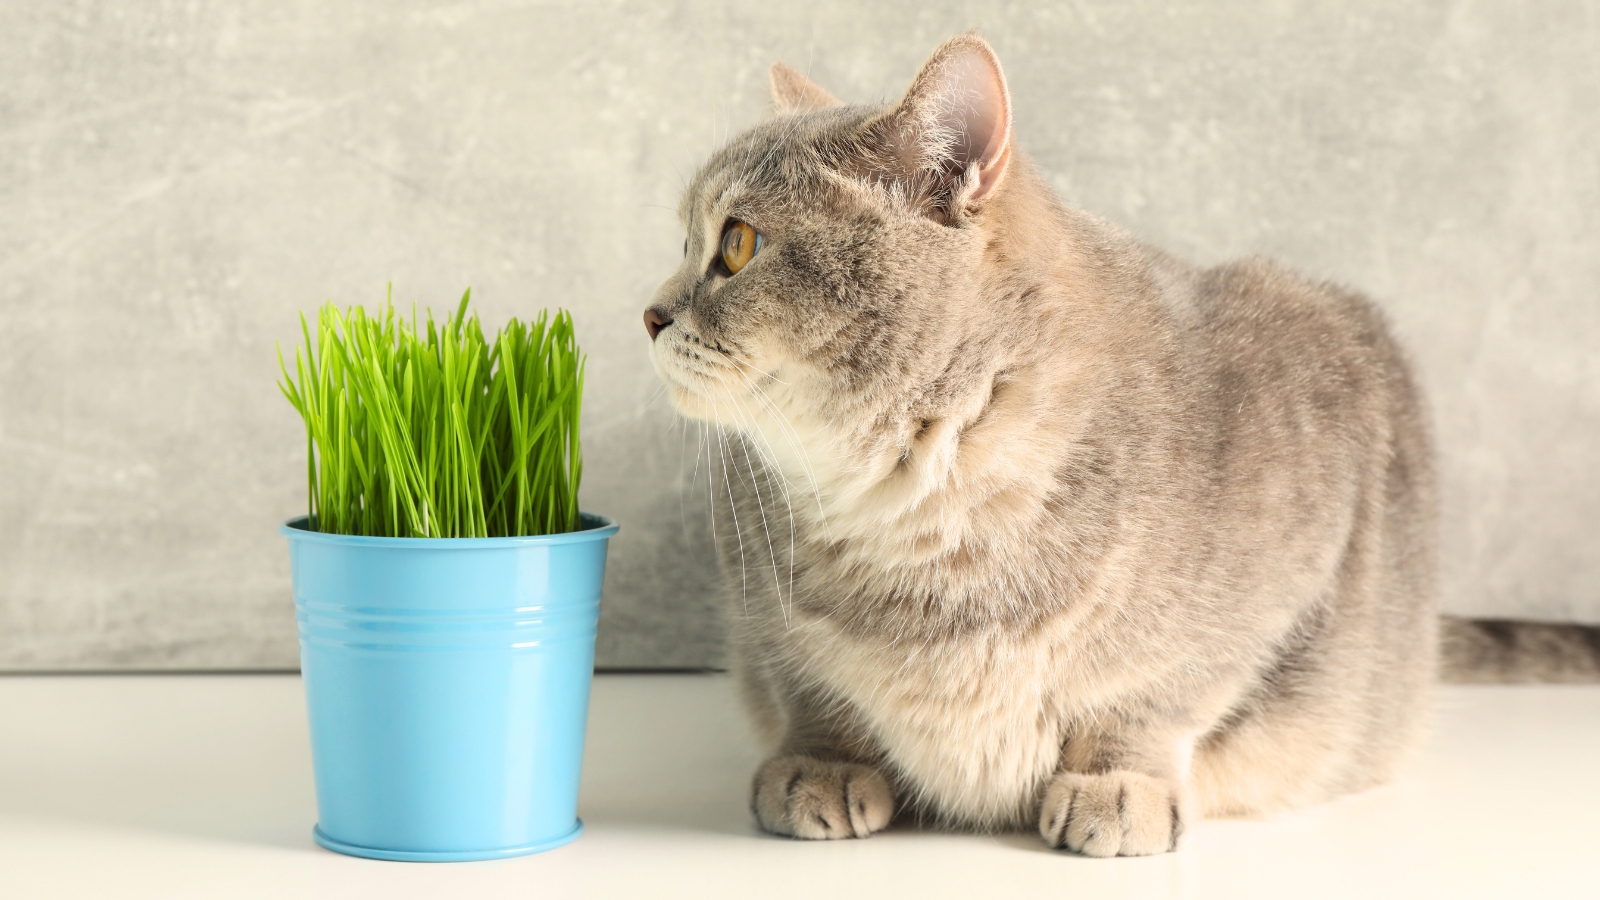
[312,820,583,862]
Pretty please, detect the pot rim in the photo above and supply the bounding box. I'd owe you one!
[280,513,618,548]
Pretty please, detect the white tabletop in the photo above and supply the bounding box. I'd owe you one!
[2,673,1597,899]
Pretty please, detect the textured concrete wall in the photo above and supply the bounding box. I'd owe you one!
[2,1,1596,670]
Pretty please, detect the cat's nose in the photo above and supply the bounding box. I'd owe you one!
[643,306,674,341]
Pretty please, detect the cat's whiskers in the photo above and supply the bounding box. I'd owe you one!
[723,357,833,542]
[676,404,702,539]
[697,417,727,603]
[721,387,800,619]
[725,393,793,628]
[708,395,753,622]
[645,379,671,410]
[653,338,752,422]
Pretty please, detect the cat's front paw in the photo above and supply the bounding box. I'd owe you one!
[751,755,895,839]
[1039,770,1182,857]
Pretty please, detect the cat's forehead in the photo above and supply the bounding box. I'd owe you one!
[678,106,881,224]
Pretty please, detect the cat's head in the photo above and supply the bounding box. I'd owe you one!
[645,35,1021,431]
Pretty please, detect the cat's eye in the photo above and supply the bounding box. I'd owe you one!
[720,220,762,275]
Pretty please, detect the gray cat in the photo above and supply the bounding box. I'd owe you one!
[643,34,1600,856]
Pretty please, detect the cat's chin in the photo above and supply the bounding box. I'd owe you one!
[663,381,737,425]
[649,360,709,418]
[665,384,711,419]
[653,366,759,426]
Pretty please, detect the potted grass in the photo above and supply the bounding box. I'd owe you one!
[277,290,616,862]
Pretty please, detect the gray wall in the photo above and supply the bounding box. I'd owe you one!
[2,1,1596,670]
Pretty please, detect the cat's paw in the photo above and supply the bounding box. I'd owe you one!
[1038,770,1182,857]
[750,755,895,839]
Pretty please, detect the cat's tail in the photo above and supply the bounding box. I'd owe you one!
[1440,615,1600,683]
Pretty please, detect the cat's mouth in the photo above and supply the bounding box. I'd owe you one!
[650,328,758,423]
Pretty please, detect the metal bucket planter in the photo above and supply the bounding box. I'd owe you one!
[281,513,618,862]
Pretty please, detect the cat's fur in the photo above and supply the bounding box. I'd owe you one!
[644,35,1600,856]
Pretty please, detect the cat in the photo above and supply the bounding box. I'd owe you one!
[643,34,1600,856]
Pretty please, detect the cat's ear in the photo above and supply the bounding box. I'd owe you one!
[769,62,843,114]
[884,34,1012,208]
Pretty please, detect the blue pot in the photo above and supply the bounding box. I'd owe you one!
[280,513,618,862]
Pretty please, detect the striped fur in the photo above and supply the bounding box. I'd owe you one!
[645,35,1594,857]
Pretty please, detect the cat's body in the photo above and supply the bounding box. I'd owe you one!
[645,36,1598,855]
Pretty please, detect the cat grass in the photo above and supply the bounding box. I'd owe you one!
[277,289,584,538]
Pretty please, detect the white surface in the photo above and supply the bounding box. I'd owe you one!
[0,673,1596,899]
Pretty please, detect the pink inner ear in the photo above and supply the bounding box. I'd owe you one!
[906,39,1011,202]
[941,51,1008,169]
